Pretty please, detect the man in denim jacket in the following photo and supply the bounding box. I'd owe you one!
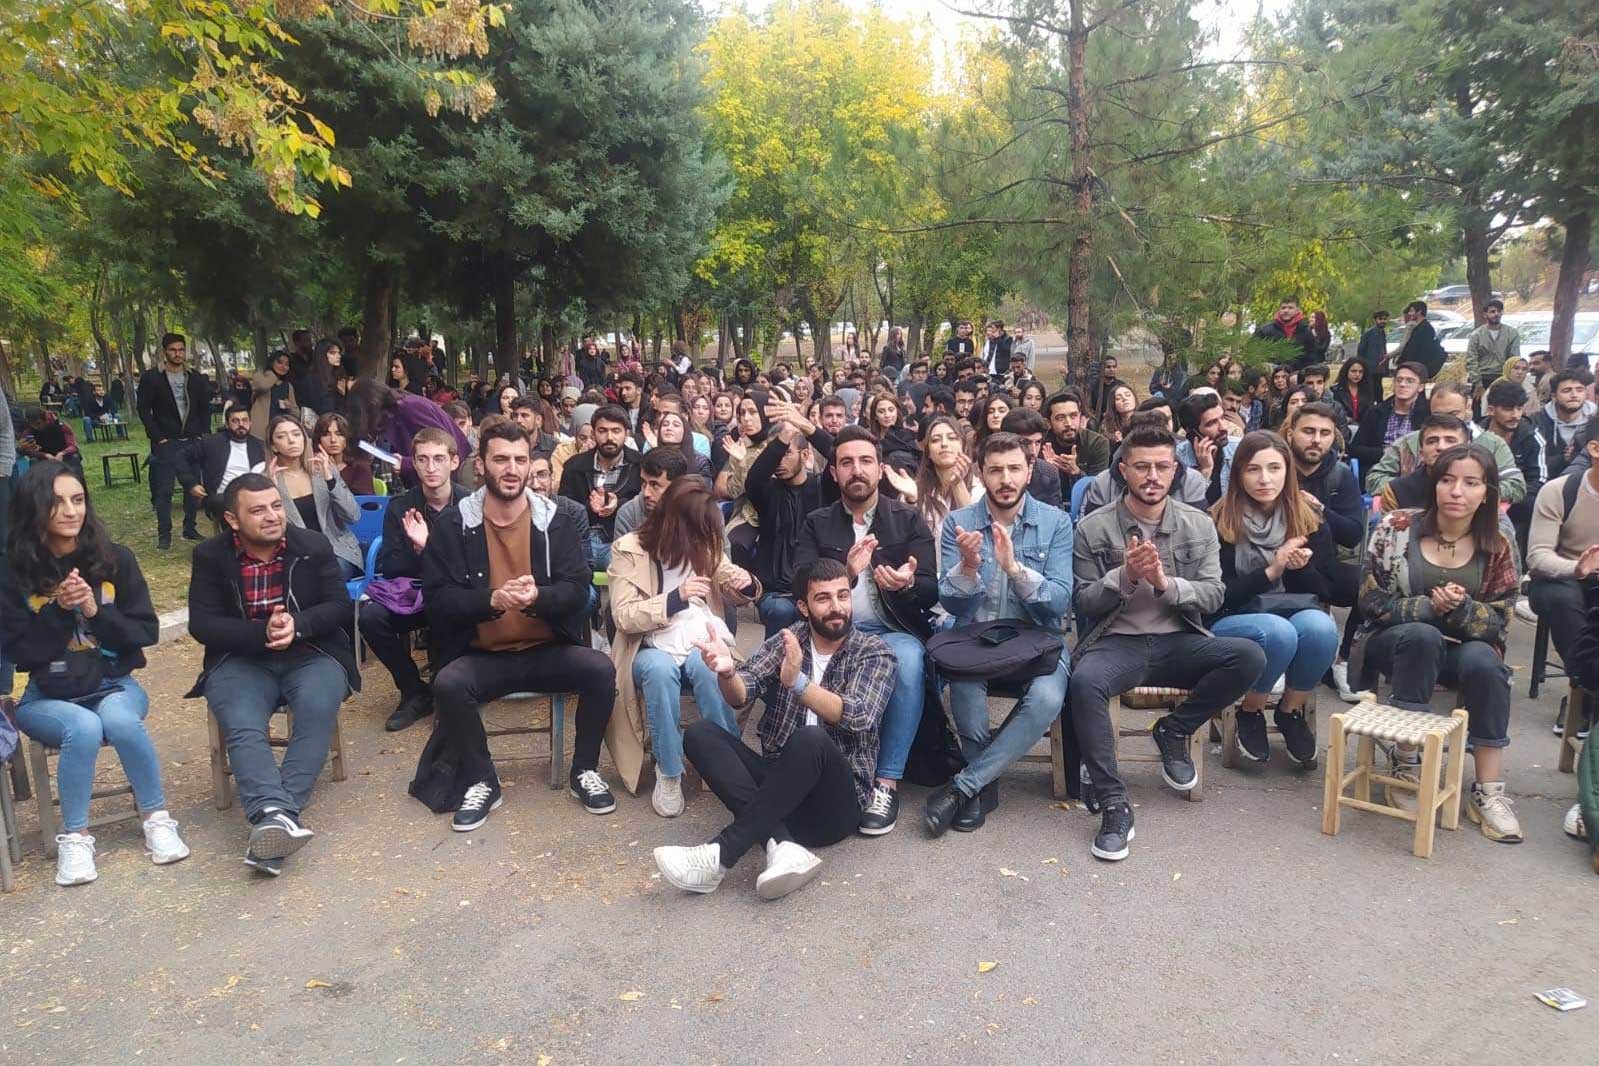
[924,432,1074,837]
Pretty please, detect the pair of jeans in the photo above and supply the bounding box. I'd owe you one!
[1069,631,1265,806]
[432,643,615,785]
[1210,609,1340,694]
[587,529,612,572]
[757,594,799,639]
[632,648,739,779]
[948,656,1070,797]
[206,647,347,820]
[14,675,164,832]
[149,438,200,538]
[1528,577,1585,668]
[1361,622,1511,747]
[684,719,861,867]
[854,620,925,782]
[358,601,430,698]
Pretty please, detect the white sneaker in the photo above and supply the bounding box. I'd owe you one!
[1468,781,1524,843]
[1563,803,1588,841]
[1514,597,1537,624]
[652,774,685,818]
[141,810,191,865]
[653,842,725,894]
[55,833,98,886]
[1331,662,1365,704]
[756,839,823,900]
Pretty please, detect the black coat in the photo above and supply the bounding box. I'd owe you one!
[1296,451,1365,549]
[0,545,157,678]
[137,366,212,442]
[1210,518,1336,622]
[557,447,641,542]
[745,433,827,596]
[377,483,470,580]
[980,334,1013,375]
[176,430,266,496]
[1397,320,1447,379]
[185,526,359,697]
[1253,319,1320,370]
[791,496,938,639]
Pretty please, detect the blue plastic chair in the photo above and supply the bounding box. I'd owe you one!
[347,535,384,662]
[1069,476,1092,522]
[351,495,386,550]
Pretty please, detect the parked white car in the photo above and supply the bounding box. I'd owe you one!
[1501,312,1599,372]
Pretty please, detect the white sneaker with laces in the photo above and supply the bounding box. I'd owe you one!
[756,839,823,900]
[652,774,685,818]
[142,810,191,865]
[1331,662,1366,704]
[55,833,98,886]
[1564,803,1587,841]
[1468,781,1524,843]
[1514,597,1537,624]
[653,842,725,894]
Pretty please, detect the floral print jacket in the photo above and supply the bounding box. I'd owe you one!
[1358,509,1518,648]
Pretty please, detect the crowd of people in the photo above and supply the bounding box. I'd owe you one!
[3,303,1597,898]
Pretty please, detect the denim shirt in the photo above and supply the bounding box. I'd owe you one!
[938,493,1074,630]
[1176,436,1238,486]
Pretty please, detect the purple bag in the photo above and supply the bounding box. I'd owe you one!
[364,577,424,616]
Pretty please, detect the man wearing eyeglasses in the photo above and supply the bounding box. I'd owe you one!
[137,331,213,548]
[1068,424,1264,863]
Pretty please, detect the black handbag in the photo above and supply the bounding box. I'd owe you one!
[36,646,106,702]
[1236,592,1321,619]
[927,620,1064,685]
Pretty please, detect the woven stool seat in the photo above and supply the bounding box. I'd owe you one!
[1120,687,1190,710]
[1341,700,1464,746]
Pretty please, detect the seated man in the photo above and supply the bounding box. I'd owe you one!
[1527,421,1599,698]
[653,558,894,900]
[425,421,618,831]
[1367,381,1526,504]
[556,403,641,571]
[179,402,265,524]
[1480,380,1546,563]
[792,425,935,835]
[360,428,467,732]
[924,431,1074,837]
[746,415,826,636]
[188,473,360,876]
[1176,392,1237,503]
[1081,410,1212,516]
[1040,389,1110,498]
[613,447,689,542]
[1069,426,1265,862]
[1379,414,1469,511]
[18,405,82,474]
[998,407,1064,510]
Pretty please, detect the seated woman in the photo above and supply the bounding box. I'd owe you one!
[914,416,982,569]
[1095,384,1138,450]
[313,412,375,494]
[969,394,1012,457]
[1207,431,1339,767]
[0,461,188,885]
[863,392,919,474]
[608,478,759,817]
[642,406,714,480]
[257,415,364,579]
[1356,443,1522,842]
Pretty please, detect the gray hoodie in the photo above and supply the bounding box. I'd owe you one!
[1545,398,1597,449]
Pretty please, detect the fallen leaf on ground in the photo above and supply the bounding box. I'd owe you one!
[305,979,334,989]
[618,990,645,1002]
[1022,997,1039,1006]
[1050,801,1075,811]
[1041,857,1058,865]
[999,868,1019,878]
[1172,872,1181,881]
[704,991,726,1003]
[977,961,998,974]
[1496,918,1519,926]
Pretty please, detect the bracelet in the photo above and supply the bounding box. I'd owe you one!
[789,672,811,697]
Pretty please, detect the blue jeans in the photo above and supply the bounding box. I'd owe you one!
[1211,609,1339,695]
[949,655,1070,795]
[633,648,740,779]
[855,621,926,782]
[14,675,164,832]
[588,530,612,571]
[205,648,346,821]
[757,594,799,639]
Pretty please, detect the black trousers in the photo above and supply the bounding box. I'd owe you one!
[149,438,200,536]
[358,601,430,698]
[1529,577,1586,668]
[1361,623,1510,748]
[684,719,861,867]
[1329,561,1363,659]
[1068,631,1264,806]
[432,644,615,785]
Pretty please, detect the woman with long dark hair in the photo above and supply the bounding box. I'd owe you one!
[259,415,363,578]
[914,416,982,563]
[1206,432,1339,766]
[644,406,714,479]
[1329,358,1375,427]
[312,412,374,495]
[0,461,188,885]
[863,392,919,471]
[387,352,424,395]
[1018,380,1047,412]
[1096,383,1138,448]
[1356,443,1522,842]
[343,378,472,489]
[970,393,1012,455]
[301,338,346,417]
[607,478,758,817]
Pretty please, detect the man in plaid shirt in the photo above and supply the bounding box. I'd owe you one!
[654,558,893,900]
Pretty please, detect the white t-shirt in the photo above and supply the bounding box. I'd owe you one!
[645,563,733,663]
[805,642,835,727]
[848,514,882,628]
[219,438,252,494]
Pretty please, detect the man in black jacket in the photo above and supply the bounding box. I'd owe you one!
[1395,301,1447,380]
[791,426,936,836]
[980,321,1013,376]
[138,332,213,548]
[556,403,640,571]
[425,422,618,831]
[1356,310,1390,368]
[188,473,359,876]
[1349,361,1430,485]
[1253,296,1320,369]
[746,413,828,636]
[1000,408,1065,511]
[360,428,468,733]
[1482,380,1547,561]
[177,402,265,525]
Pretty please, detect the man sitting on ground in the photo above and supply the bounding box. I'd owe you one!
[187,473,360,876]
[1069,426,1264,862]
[924,432,1074,836]
[653,559,895,900]
[179,402,265,525]
[425,422,618,831]
[360,428,467,732]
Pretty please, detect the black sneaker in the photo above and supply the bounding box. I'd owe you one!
[952,782,998,832]
[922,783,965,838]
[247,808,314,860]
[157,534,172,550]
[569,769,616,815]
[1273,708,1318,767]
[385,689,434,732]
[858,784,898,836]
[1091,802,1135,862]
[1151,716,1197,792]
[243,850,283,877]
[181,527,203,541]
[1234,710,1270,763]
[452,780,502,831]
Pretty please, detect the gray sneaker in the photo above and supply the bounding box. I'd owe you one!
[1468,782,1523,843]
[1384,750,1422,814]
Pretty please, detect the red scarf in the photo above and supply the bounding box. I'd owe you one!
[1276,311,1304,338]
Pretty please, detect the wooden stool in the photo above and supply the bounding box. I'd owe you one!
[1322,701,1468,859]
[0,756,23,892]
[207,707,349,811]
[1110,687,1203,801]
[484,693,570,790]
[27,738,142,857]
[1218,694,1319,769]
[1017,716,1070,800]
[1559,684,1592,774]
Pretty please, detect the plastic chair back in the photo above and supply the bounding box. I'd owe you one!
[351,495,386,548]
[1069,476,1092,521]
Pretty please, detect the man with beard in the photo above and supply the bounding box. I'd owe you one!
[426,422,619,831]
[613,447,691,542]
[1481,379,1547,560]
[946,320,976,358]
[653,558,894,900]
[557,404,641,570]
[138,331,212,547]
[792,426,936,835]
[1087,355,1127,416]
[1253,296,1319,370]
[179,402,266,525]
[924,432,1075,837]
[1531,369,1597,482]
[953,380,980,424]
[1070,425,1264,862]
[1041,389,1109,495]
[1176,392,1238,503]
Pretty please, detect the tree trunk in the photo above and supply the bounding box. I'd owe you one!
[359,264,396,377]
[1462,219,1494,327]
[1064,0,1093,390]
[1550,211,1592,367]
[493,260,518,383]
[131,315,149,376]
[0,338,15,399]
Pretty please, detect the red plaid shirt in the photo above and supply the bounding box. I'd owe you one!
[234,535,287,620]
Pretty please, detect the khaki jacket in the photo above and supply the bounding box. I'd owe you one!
[605,534,760,793]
